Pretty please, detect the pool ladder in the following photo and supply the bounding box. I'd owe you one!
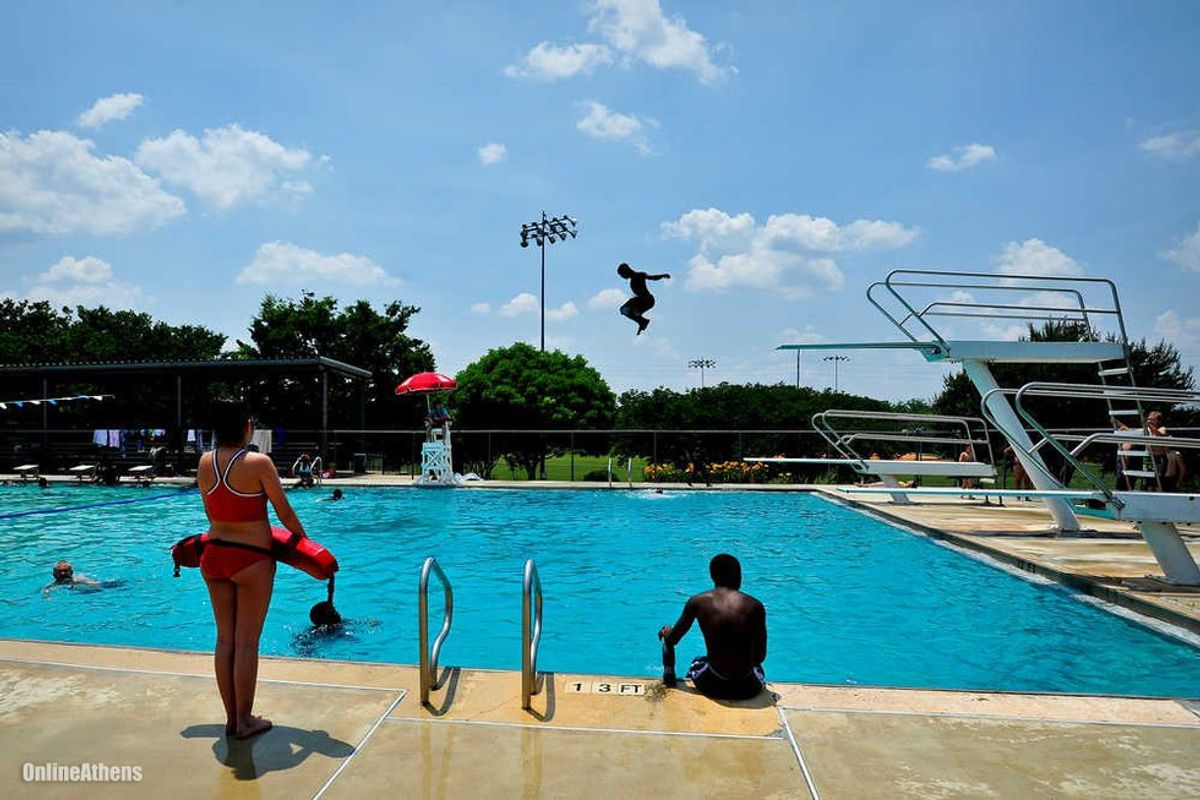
[522,559,544,710]
[418,557,453,706]
[417,556,545,711]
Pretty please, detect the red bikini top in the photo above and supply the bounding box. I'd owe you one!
[203,447,268,523]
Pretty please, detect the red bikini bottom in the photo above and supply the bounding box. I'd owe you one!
[200,541,274,580]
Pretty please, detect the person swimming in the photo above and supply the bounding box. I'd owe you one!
[41,560,119,598]
[617,262,670,334]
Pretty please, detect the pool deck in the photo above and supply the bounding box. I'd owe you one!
[2,639,1198,799]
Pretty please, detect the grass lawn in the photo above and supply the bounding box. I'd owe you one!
[488,453,651,482]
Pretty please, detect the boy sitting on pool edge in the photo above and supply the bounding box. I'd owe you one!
[658,554,768,700]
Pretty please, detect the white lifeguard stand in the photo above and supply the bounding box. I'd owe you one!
[776,269,1200,586]
[419,423,456,487]
[395,371,461,488]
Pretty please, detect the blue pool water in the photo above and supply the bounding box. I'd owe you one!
[2,485,1197,697]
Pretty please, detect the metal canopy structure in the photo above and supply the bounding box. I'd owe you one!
[0,357,373,460]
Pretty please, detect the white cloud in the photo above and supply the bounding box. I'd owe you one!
[478,142,508,166]
[235,242,396,287]
[761,215,919,252]
[39,255,112,284]
[780,325,826,344]
[506,0,732,85]
[0,130,185,235]
[470,302,492,314]
[587,288,627,310]
[77,93,144,129]
[981,322,1027,341]
[992,238,1084,277]
[927,143,996,172]
[135,124,318,209]
[1161,222,1200,272]
[661,207,917,295]
[631,333,679,359]
[496,293,577,321]
[547,301,579,321]
[1139,131,1200,161]
[504,42,613,80]
[576,101,656,154]
[588,0,732,84]
[498,292,539,317]
[6,255,149,309]
[1155,310,1200,349]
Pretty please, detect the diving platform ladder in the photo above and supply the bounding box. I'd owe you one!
[992,382,1200,585]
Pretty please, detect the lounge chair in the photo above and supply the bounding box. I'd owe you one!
[14,464,39,481]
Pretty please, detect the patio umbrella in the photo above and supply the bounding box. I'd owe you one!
[395,371,458,416]
[394,372,457,395]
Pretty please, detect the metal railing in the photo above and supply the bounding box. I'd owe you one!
[521,559,543,711]
[865,269,1131,350]
[981,382,1200,505]
[811,409,995,473]
[418,557,454,706]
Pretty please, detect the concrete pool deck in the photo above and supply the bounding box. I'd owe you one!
[2,639,1198,799]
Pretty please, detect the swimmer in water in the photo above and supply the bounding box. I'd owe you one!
[617,262,670,335]
[319,488,344,502]
[42,560,101,598]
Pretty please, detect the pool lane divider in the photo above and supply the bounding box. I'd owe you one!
[0,488,190,520]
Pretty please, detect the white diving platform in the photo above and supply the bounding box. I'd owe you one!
[771,268,1200,584]
[747,457,995,478]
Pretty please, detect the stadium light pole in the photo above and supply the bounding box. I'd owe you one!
[688,358,716,388]
[520,211,578,351]
[823,354,849,392]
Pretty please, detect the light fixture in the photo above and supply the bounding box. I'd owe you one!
[518,210,579,352]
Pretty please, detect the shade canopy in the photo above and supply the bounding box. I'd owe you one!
[395,372,457,395]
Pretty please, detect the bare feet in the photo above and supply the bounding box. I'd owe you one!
[235,715,272,739]
[225,720,236,736]
[636,318,649,335]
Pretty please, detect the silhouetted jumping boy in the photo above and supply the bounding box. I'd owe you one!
[617,262,670,334]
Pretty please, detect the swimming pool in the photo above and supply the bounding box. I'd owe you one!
[2,485,1197,697]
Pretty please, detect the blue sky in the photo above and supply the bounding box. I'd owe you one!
[2,1,1198,401]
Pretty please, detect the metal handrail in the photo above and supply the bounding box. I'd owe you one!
[979,382,1200,504]
[811,409,995,474]
[865,269,1127,350]
[521,559,543,710]
[418,556,453,706]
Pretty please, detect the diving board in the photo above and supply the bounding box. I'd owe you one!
[746,457,995,478]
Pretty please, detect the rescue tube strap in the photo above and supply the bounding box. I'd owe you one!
[206,538,276,557]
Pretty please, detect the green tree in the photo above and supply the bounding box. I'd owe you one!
[0,299,226,430]
[236,292,434,428]
[614,383,897,481]
[453,343,616,478]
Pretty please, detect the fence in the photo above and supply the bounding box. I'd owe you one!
[6,426,1193,488]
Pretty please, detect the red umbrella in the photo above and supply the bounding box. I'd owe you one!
[395,372,457,395]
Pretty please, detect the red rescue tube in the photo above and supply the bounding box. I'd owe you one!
[272,527,339,580]
[171,527,338,580]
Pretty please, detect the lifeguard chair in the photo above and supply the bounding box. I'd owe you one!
[396,371,458,487]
